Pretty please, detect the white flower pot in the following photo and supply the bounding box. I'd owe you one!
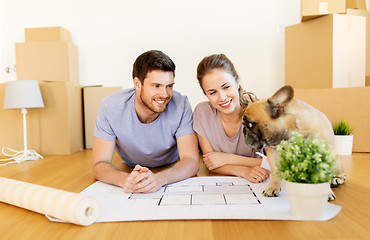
[334,135,353,155]
[283,180,330,220]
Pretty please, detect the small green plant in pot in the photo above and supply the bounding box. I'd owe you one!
[333,120,354,155]
[333,120,353,135]
[276,132,337,220]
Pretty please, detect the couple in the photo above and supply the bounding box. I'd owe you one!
[92,50,270,193]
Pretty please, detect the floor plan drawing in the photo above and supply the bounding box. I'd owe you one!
[128,180,260,206]
[76,176,342,222]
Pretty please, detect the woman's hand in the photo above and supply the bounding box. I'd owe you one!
[245,166,271,183]
[203,152,230,170]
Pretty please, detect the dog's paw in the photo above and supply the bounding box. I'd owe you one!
[328,188,336,201]
[331,174,347,188]
[262,187,281,197]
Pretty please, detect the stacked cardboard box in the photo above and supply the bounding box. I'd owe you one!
[16,27,78,83]
[0,27,84,155]
[294,87,370,152]
[289,0,369,88]
[347,0,367,10]
[38,82,83,155]
[83,86,122,149]
[346,9,370,83]
[286,1,367,89]
[300,0,366,21]
[301,0,346,21]
[285,1,370,152]
[16,41,78,83]
[25,26,71,41]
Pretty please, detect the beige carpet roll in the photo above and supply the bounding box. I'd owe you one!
[0,177,100,226]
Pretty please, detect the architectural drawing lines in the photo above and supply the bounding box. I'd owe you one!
[128,181,260,206]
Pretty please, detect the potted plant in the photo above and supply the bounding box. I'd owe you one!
[276,132,337,220]
[333,120,354,155]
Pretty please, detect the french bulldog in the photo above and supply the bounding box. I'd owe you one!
[242,85,346,199]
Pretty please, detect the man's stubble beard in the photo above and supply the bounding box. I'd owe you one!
[140,88,170,114]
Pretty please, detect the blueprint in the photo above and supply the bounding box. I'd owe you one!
[108,177,259,206]
[76,176,342,222]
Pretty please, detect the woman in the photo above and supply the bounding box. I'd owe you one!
[193,54,270,183]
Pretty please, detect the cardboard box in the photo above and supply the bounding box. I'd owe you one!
[301,0,346,21]
[294,87,370,152]
[16,41,79,83]
[285,14,366,89]
[0,83,41,153]
[366,75,370,86]
[301,0,367,21]
[83,86,122,149]
[25,27,71,42]
[347,9,370,78]
[346,0,367,10]
[38,81,83,155]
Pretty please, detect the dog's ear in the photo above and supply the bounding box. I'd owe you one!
[266,85,294,118]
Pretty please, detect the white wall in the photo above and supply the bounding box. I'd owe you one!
[1,0,301,108]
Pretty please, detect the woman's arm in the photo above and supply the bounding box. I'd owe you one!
[197,134,262,169]
[197,134,270,183]
[197,134,269,183]
[203,152,262,170]
[209,164,268,183]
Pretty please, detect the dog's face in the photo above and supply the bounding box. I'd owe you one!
[242,86,294,149]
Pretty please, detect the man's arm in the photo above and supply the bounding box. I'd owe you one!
[158,132,200,185]
[133,132,200,192]
[92,136,138,191]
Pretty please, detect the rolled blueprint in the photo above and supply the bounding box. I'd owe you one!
[0,177,100,226]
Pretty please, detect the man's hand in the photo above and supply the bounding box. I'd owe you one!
[122,165,142,193]
[123,165,163,193]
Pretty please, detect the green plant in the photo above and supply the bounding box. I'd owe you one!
[333,120,353,135]
[276,132,337,183]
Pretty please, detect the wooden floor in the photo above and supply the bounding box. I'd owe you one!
[0,150,369,240]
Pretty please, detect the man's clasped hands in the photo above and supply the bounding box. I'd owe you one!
[123,165,163,193]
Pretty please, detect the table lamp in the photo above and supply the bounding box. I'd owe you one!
[1,80,44,165]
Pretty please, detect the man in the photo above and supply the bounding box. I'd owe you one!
[92,50,199,193]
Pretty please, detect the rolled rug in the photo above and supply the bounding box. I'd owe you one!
[0,177,100,226]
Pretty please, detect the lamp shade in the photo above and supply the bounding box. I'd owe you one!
[3,80,44,109]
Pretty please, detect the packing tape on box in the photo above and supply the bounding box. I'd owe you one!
[0,177,100,226]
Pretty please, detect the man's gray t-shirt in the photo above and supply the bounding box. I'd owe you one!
[193,101,259,157]
[94,88,194,167]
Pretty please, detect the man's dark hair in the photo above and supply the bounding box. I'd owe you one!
[132,50,176,83]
